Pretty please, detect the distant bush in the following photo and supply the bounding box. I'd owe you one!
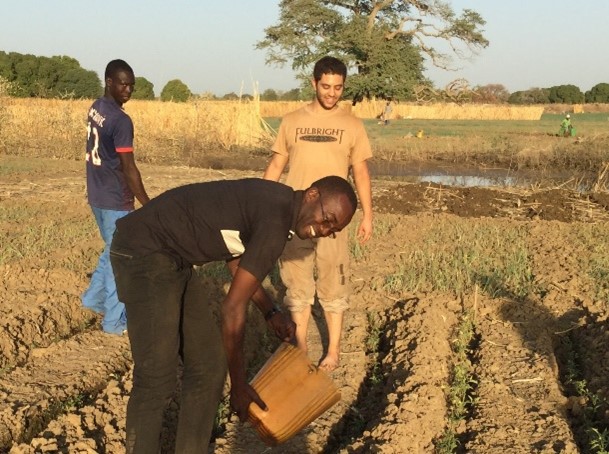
[585,83,609,103]
[472,84,510,103]
[508,88,550,105]
[280,88,302,101]
[0,51,101,99]
[132,77,155,100]
[548,84,584,104]
[160,79,191,102]
[261,88,278,101]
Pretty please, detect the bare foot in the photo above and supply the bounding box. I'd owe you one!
[318,354,339,372]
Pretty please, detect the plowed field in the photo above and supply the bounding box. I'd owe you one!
[2,156,609,453]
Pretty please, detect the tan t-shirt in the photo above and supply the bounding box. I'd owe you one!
[272,104,372,190]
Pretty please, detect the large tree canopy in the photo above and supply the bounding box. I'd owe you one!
[0,51,101,98]
[132,76,155,100]
[160,79,192,102]
[585,83,609,103]
[256,0,488,101]
[548,84,584,104]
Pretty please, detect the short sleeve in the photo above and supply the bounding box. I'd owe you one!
[350,120,373,165]
[271,119,290,157]
[113,114,135,153]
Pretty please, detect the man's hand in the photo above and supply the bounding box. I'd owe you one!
[352,159,373,244]
[230,383,267,421]
[118,152,150,206]
[357,217,373,243]
[267,311,296,342]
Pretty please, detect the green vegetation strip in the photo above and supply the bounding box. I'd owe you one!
[559,334,609,453]
[575,225,609,304]
[380,219,537,299]
[0,219,96,266]
[435,311,478,453]
[348,215,399,262]
[0,199,98,266]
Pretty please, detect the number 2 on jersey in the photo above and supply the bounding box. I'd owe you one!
[86,122,102,166]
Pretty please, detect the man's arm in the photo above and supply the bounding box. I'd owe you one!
[224,259,295,420]
[352,159,373,243]
[118,152,150,206]
[263,153,289,182]
[221,263,266,421]
[226,259,295,342]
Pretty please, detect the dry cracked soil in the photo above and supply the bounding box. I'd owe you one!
[2,155,609,453]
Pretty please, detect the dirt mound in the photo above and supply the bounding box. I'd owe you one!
[2,157,609,453]
[375,182,609,223]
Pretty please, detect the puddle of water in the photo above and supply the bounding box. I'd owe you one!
[194,155,595,190]
[418,174,519,187]
[369,160,592,190]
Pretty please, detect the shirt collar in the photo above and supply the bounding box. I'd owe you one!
[288,191,304,240]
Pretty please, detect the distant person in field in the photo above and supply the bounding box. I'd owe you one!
[263,55,373,372]
[110,176,357,453]
[82,59,150,335]
[382,100,393,125]
[559,113,575,137]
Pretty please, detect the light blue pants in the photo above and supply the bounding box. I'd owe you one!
[82,206,130,334]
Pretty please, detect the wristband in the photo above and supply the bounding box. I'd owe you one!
[264,306,282,321]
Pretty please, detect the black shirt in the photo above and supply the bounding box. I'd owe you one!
[113,179,301,282]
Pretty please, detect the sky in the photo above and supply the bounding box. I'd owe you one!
[2,1,608,96]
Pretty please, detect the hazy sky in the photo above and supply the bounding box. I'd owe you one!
[427,0,609,93]
[2,1,608,96]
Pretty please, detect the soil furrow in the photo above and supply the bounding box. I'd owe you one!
[342,296,460,453]
[0,263,96,369]
[464,297,579,453]
[0,331,130,450]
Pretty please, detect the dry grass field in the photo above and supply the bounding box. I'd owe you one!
[3,97,609,178]
[0,98,274,164]
[260,100,545,121]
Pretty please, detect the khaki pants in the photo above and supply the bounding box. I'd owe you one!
[279,228,350,313]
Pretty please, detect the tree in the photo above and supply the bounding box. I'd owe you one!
[508,88,550,105]
[548,84,584,104]
[0,52,12,82]
[0,51,102,98]
[55,67,101,98]
[280,88,302,101]
[200,91,217,100]
[160,79,191,102]
[0,76,14,97]
[221,92,240,100]
[473,84,510,104]
[256,0,488,101]
[132,77,155,100]
[261,88,279,101]
[50,56,101,98]
[585,83,609,103]
[507,91,526,105]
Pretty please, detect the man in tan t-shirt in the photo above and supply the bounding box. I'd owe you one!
[264,56,373,371]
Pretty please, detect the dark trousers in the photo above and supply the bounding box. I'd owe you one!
[110,249,227,454]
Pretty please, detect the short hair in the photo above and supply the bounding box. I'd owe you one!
[313,56,347,82]
[310,175,357,212]
[105,59,134,80]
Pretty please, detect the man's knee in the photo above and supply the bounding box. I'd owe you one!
[284,296,314,313]
[319,297,349,313]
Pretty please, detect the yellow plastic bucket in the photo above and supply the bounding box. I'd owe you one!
[247,342,341,446]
